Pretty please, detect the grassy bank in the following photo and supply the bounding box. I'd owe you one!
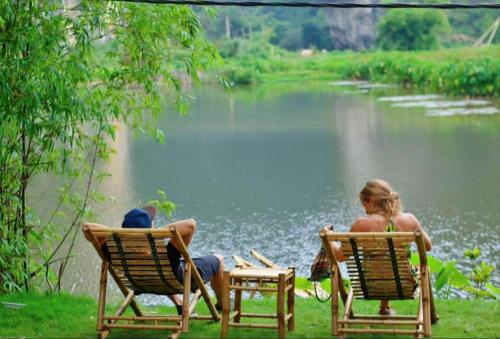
[1,293,499,338]
[215,46,500,97]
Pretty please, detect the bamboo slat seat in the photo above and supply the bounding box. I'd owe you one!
[83,223,220,339]
[320,229,439,338]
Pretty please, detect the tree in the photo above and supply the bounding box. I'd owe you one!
[376,9,450,51]
[198,6,336,51]
[0,0,216,292]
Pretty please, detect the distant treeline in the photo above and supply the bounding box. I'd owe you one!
[196,1,499,52]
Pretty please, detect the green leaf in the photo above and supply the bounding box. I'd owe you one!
[427,255,444,273]
[155,129,165,144]
[435,267,448,291]
[435,261,471,292]
[410,252,420,266]
[485,283,500,300]
[448,265,471,288]
[464,247,481,260]
[462,286,496,299]
[472,261,495,284]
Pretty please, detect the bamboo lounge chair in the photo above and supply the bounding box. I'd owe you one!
[319,228,439,338]
[83,223,220,339]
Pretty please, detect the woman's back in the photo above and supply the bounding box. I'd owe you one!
[351,212,432,250]
[352,212,420,231]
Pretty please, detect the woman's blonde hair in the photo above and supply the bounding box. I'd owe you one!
[359,179,402,219]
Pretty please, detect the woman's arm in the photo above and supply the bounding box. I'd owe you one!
[327,218,365,262]
[328,240,346,262]
[410,214,432,251]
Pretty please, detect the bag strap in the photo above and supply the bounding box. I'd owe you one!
[314,281,331,302]
[314,224,334,302]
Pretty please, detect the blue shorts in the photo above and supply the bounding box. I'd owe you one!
[177,255,221,291]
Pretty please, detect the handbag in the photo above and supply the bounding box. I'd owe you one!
[308,224,334,302]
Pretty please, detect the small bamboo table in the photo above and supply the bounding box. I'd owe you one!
[220,267,295,339]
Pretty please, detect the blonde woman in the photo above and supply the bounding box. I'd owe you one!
[330,179,432,315]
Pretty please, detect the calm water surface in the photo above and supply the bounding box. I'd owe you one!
[66,83,500,301]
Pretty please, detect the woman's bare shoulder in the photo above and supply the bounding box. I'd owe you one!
[350,216,374,232]
[397,212,422,231]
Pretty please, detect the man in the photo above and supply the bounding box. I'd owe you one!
[122,206,224,314]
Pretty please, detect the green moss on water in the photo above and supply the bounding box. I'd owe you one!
[1,293,499,338]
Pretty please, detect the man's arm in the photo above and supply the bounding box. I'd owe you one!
[166,218,196,250]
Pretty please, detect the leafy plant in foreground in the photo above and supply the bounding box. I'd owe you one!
[462,247,497,300]
[411,248,498,300]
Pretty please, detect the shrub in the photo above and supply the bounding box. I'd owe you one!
[377,9,450,51]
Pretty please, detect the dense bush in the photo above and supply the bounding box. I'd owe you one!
[376,9,450,51]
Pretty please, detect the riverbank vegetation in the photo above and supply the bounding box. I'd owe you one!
[1,293,499,338]
[213,45,500,97]
[201,4,499,97]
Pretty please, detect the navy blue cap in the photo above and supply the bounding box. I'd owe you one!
[122,208,152,228]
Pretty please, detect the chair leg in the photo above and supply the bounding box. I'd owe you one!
[193,265,219,321]
[429,280,440,324]
[341,289,354,337]
[182,262,192,333]
[332,265,339,336]
[220,271,231,339]
[277,273,286,339]
[421,266,431,337]
[108,267,142,316]
[234,278,242,323]
[417,295,424,339]
[111,290,135,325]
[97,261,109,339]
[287,267,295,332]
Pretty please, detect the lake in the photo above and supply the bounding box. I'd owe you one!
[64,82,500,301]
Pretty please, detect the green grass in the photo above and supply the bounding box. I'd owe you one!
[213,46,500,97]
[1,292,499,338]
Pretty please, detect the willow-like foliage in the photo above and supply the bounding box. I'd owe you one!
[0,0,217,292]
